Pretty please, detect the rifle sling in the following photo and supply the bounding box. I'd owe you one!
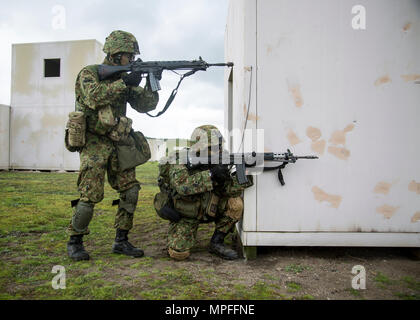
[263,163,287,186]
[146,70,198,118]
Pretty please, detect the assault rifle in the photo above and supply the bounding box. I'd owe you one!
[186,149,318,186]
[97,57,233,117]
[98,56,233,91]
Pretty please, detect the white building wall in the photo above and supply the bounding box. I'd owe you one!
[10,40,104,170]
[226,0,420,247]
[0,105,10,169]
[147,138,167,162]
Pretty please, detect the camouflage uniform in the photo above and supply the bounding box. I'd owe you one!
[167,163,251,254]
[66,30,158,261]
[157,125,253,260]
[67,60,158,236]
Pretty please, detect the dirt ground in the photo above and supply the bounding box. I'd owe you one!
[117,222,420,300]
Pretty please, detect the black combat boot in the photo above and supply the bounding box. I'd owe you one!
[67,235,90,261]
[112,229,144,258]
[209,230,239,260]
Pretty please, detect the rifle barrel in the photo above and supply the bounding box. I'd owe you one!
[207,62,234,67]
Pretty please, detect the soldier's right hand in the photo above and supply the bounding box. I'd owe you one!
[122,71,142,87]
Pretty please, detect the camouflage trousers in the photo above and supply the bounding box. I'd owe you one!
[167,215,237,253]
[68,132,140,236]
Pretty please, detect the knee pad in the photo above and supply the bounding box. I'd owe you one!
[168,248,190,261]
[72,201,94,233]
[225,197,244,220]
[119,184,140,214]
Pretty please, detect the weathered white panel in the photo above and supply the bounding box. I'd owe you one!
[225,0,258,232]
[11,40,104,170]
[241,232,420,248]
[0,105,10,169]
[226,0,420,246]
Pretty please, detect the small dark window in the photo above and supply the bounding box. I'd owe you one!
[44,59,60,77]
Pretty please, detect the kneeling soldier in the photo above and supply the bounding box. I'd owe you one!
[154,125,253,260]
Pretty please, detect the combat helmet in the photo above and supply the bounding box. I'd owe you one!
[103,30,140,56]
[189,125,225,154]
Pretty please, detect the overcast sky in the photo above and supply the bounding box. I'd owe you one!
[0,0,229,139]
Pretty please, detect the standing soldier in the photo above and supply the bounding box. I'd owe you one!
[154,125,253,260]
[65,30,159,261]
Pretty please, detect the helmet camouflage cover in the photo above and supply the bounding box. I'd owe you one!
[189,125,225,152]
[103,30,140,56]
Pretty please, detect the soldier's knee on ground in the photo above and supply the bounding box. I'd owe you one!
[168,248,190,261]
[71,200,94,234]
[225,197,244,220]
[119,184,140,214]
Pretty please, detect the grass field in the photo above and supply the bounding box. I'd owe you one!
[0,162,419,300]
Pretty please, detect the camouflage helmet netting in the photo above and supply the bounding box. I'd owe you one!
[189,125,225,151]
[103,30,140,56]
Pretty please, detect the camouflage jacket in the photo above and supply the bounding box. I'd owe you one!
[75,58,159,134]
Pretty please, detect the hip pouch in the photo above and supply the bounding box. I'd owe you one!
[153,191,181,222]
[172,196,200,219]
[95,105,116,135]
[109,116,132,142]
[65,111,86,152]
[116,130,151,171]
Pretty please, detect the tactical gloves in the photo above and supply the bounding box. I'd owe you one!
[122,71,142,87]
[210,165,230,185]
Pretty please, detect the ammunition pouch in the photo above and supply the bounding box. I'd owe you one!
[109,116,133,142]
[65,111,86,152]
[95,105,116,135]
[202,192,220,218]
[116,130,151,171]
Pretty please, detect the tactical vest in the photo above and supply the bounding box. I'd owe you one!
[75,64,128,136]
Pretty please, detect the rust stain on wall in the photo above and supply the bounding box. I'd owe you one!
[403,22,412,31]
[287,130,301,146]
[401,74,420,82]
[408,180,420,194]
[311,140,326,155]
[374,75,391,86]
[411,212,420,223]
[328,146,350,160]
[311,186,342,208]
[329,130,346,145]
[306,126,322,142]
[374,181,392,195]
[288,84,304,108]
[376,205,398,219]
[247,113,260,122]
[329,124,354,146]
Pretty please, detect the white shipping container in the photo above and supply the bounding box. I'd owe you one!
[225,0,420,256]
